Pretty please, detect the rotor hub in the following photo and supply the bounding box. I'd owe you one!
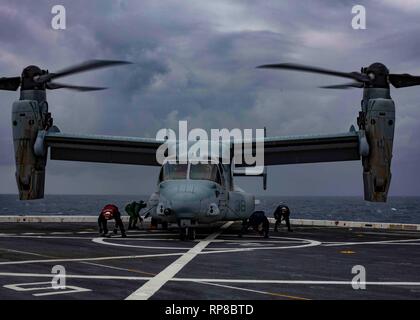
[363,63,390,89]
[21,65,47,91]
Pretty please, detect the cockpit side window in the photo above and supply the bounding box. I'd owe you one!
[190,164,222,185]
[160,163,188,181]
[159,167,164,183]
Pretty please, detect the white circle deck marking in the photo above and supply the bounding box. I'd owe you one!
[92,237,195,250]
[92,235,321,253]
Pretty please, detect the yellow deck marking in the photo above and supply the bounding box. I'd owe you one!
[340,250,356,254]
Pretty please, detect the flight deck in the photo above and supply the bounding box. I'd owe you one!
[0,221,419,300]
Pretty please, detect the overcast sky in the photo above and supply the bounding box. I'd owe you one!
[0,0,419,196]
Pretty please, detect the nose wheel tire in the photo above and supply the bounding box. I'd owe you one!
[180,227,196,241]
[188,227,196,240]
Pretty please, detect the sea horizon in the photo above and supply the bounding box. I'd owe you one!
[0,194,419,224]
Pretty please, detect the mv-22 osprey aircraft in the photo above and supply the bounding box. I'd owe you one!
[1,60,418,239]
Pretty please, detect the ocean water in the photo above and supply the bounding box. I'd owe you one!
[0,194,419,224]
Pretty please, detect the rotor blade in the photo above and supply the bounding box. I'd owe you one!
[319,82,364,89]
[36,60,132,83]
[46,82,107,91]
[389,73,420,88]
[257,63,371,83]
[0,77,21,91]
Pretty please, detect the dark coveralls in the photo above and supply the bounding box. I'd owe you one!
[98,204,126,237]
[126,201,147,230]
[273,205,292,232]
[240,211,270,238]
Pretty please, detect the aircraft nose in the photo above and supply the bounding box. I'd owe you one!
[159,180,217,219]
[171,196,201,219]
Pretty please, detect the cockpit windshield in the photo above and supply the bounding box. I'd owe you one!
[190,164,221,184]
[161,163,188,181]
[159,163,223,184]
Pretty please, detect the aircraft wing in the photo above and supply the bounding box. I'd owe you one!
[235,131,361,166]
[45,131,361,167]
[44,132,164,166]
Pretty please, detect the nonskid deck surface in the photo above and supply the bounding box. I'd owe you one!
[0,222,419,300]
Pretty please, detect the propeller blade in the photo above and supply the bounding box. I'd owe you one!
[257,63,371,83]
[320,82,364,89]
[35,60,132,83]
[0,77,21,91]
[389,73,420,88]
[46,82,107,91]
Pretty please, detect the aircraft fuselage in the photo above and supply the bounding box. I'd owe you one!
[147,162,255,236]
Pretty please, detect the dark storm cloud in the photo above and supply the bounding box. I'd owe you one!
[0,0,420,196]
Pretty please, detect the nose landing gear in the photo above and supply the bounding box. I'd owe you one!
[179,227,196,241]
[178,219,197,241]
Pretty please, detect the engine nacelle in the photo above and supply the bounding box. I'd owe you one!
[361,94,395,202]
[12,92,49,200]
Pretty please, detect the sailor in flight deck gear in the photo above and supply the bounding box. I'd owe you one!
[98,204,126,238]
[125,200,147,230]
[239,210,270,238]
[273,205,292,232]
